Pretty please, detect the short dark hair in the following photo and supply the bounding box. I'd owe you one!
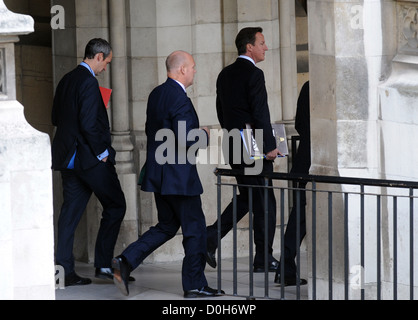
[84,38,112,60]
[235,27,263,55]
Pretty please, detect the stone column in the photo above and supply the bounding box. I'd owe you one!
[108,0,139,252]
[377,0,418,299]
[0,1,55,299]
[307,0,401,299]
[279,0,298,121]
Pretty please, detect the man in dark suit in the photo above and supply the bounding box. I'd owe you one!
[52,38,127,286]
[206,27,280,273]
[112,51,223,298]
[275,81,310,286]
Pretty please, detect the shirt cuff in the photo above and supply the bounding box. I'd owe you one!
[97,149,109,161]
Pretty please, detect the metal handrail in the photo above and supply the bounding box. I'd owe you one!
[214,168,418,189]
[213,167,418,300]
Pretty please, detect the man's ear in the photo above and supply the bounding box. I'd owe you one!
[95,52,104,62]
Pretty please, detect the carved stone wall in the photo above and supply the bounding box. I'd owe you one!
[398,1,418,55]
[376,0,418,299]
[308,0,418,300]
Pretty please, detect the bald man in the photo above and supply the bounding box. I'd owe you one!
[112,51,223,298]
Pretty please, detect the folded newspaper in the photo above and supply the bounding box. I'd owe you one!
[240,123,288,159]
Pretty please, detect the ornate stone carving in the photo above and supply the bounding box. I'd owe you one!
[0,1,34,35]
[399,4,418,54]
[403,7,418,47]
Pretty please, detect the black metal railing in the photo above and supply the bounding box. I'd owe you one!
[213,167,418,300]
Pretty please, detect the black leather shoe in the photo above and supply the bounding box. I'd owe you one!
[274,274,308,286]
[112,255,132,296]
[64,272,92,287]
[206,250,217,268]
[253,260,279,273]
[184,286,225,298]
[95,267,136,282]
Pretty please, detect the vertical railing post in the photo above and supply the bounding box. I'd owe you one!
[410,188,414,300]
[376,195,381,300]
[279,188,286,299]
[296,187,301,299]
[393,196,397,300]
[344,192,349,300]
[216,173,222,293]
[248,187,254,298]
[312,181,317,300]
[232,186,238,296]
[264,177,269,298]
[360,185,365,300]
[328,192,333,300]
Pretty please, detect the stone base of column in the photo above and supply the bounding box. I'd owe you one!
[0,101,55,299]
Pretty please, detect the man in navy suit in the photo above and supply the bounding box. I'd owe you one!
[52,38,127,286]
[206,27,280,273]
[275,81,310,286]
[112,51,223,298]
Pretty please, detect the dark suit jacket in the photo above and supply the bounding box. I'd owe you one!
[291,81,310,175]
[216,58,276,163]
[51,65,115,171]
[141,78,208,196]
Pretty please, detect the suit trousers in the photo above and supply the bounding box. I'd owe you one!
[281,183,307,277]
[121,193,208,291]
[207,161,277,267]
[55,161,126,275]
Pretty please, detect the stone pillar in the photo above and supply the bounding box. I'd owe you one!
[127,0,194,262]
[108,0,138,252]
[0,1,55,299]
[377,0,418,299]
[307,0,408,299]
[279,0,298,121]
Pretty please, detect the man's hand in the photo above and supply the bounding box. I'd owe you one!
[102,156,108,162]
[265,148,281,161]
